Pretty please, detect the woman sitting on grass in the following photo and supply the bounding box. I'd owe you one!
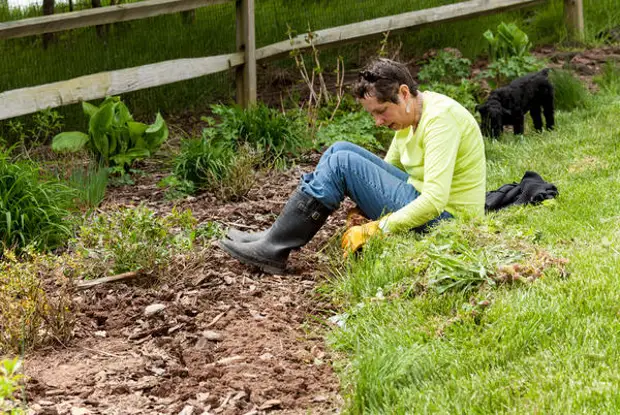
[219,58,486,274]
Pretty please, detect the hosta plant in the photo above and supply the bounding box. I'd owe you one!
[484,22,532,61]
[51,96,168,169]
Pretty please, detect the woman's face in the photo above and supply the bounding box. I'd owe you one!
[359,87,410,131]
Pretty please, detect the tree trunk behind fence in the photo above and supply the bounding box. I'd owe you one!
[181,10,196,25]
[91,0,105,38]
[42,0,54,49]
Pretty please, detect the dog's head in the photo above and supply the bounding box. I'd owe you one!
[476,101,510,138]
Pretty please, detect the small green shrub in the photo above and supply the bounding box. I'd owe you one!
[0,153,76,252]
[51,96,168,170]
[4,109,64,151]
[173,137,257,199]
[0,357,24,414]
[478,22,546,88]
[315,111,390,153]
[418,50,472,84]
[594,61,620,95]
[484,22,532,61]
[74,206,197,277]
[478,55,546,88]
[549,69,589,111]
[0,249,80,353]
[196,221,225,241]
[157,175,196,200]
[174,134,236,189]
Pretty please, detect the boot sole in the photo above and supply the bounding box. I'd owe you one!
[217,240,286,275]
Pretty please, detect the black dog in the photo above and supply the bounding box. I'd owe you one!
[476,69,555,138]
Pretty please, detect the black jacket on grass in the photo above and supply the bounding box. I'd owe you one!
[485,171,558,212]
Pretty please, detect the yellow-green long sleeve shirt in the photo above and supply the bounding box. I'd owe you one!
[382,91,486,232]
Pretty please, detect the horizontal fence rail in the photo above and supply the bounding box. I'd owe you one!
[0,0,557,120]
[257,0,546,62]
[0,0,232,40]
[0,53,244,120]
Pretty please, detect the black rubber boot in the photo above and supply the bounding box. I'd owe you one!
[218,190,332,274]
[225,228,267,243]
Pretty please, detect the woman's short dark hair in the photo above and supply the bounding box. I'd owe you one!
[353,58,418,104]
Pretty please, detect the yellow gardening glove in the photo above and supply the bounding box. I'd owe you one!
[341,220,381,258]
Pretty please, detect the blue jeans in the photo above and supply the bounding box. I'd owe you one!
[300,141,452,232]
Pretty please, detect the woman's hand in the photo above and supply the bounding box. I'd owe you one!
[341,220,382,258]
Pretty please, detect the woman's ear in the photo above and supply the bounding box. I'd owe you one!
[399,84,410,101]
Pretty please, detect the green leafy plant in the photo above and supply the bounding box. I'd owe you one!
[157,175,196,199]
[315,111,390,153]
[0,152,76,252]
[0,357,24,414]
[484,22,532,61]
[174,134,236,190]
[478,22,545,87]
[31,109,64,144]
[196,221,225,241]
[418,50,472,84]
[51,96,168,170]
[5,109,64,154]
[478,55,545,88]
[549,69,589,111]
[74,206,197,277]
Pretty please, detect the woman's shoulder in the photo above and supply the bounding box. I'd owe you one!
[422,91,461,111]
[421,91,475,125]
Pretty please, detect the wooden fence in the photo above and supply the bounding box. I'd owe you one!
[0,0,584,121]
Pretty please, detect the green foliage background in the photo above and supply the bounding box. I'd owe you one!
[0,0,617,131]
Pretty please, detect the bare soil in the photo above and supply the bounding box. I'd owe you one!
[24,154,350,415]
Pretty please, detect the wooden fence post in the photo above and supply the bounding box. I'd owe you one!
[235,0,256,107]
[564,0,584,42]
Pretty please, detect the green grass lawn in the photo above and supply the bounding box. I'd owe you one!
[323,83,620,413]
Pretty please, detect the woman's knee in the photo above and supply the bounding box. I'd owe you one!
[325,150,362,173]
[326,141,362,155]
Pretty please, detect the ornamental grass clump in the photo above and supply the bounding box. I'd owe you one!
[205,103,311,164]
[0,152,76,253]
[549,69,589,111]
